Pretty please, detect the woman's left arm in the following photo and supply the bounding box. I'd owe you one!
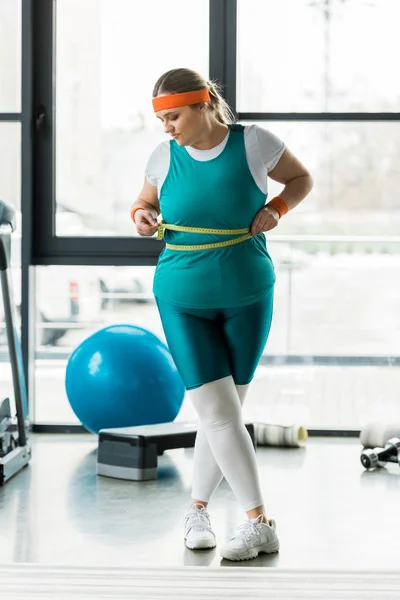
[251,148,313,235]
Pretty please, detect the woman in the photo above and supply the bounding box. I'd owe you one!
[131,68,313,562]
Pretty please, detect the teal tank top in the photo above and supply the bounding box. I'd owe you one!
[153,124,276,308]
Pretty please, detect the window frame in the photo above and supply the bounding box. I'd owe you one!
[30,0,400,266]
[12,0,399,431]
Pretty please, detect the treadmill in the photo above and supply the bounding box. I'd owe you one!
[0,200,31,484]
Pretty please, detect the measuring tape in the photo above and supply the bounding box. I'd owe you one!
[157,221,252,252]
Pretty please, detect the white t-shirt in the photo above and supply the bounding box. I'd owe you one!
[145,124,285,195]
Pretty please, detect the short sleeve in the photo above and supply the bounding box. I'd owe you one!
[145,141,170,189]
[253,124,285,173]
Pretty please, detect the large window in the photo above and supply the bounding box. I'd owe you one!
[27,254,400,428]
[55,0,210,237]
[3,1,397,431]
[237,0,400,112]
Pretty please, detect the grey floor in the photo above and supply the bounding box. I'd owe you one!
[1,434,400,570]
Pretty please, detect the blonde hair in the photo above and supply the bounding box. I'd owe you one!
[152,68,236,125]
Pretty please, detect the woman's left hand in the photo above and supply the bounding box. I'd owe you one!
[250,206,280,235]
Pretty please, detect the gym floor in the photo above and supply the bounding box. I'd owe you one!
[1,435,399,570]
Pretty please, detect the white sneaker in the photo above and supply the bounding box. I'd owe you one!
[184,504,216,550]
[220,516,279,561]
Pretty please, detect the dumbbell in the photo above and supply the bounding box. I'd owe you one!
[360,437,400,470]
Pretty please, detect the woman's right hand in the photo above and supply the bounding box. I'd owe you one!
[134,209,159,237]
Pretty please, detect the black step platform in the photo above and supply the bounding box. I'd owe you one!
[97,421,255,481]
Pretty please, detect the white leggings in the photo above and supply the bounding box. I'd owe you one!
[189,376,264,512]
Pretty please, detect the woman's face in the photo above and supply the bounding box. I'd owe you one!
[156,104,204,147]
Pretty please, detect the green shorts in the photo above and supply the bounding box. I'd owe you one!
[155,287,274,390]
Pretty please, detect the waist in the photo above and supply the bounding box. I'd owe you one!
[157,221,252,252]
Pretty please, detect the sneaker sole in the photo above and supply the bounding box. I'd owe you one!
[220,541,280,562]
[185,537,217,550]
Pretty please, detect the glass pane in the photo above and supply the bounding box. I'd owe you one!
[55,0,209,236]
[0,0,21,112]
[0,123,21,211]
[34,265,161,424]
[245,121,400,237]
[267,240,400,357]
[238,0,400,112]
[242,365,400,429]
[33,258,399,430]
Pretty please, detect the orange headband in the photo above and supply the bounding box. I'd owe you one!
[152,89,211,112]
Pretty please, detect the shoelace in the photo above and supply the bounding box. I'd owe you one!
[233,520,263,544]
[185,508,213,533]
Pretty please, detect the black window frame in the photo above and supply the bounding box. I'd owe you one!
[29,0,400,268]
[12,0,399,431]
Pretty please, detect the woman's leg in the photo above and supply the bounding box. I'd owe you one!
[191,383,249,506]
[217,287,274,519]
[156,298,233,505]
[222,287,274,387]
[189,375,264,511]
[191,284,274,507]
[155,298,231,392]
[156,289,274,512]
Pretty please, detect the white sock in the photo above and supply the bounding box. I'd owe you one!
[189,377,263,511]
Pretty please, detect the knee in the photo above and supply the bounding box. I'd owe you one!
[189,377,242,430]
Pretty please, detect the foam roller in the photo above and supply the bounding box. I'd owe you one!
[360,423,400,449]
[254,423,308,447]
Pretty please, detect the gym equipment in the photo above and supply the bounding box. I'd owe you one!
[360,423,400,449]
[65,324,185,434]
[0,200,31,485]
[360,437,400,470]
[254,422,308,447]
[97,421,256,481]
[97,419,308,481]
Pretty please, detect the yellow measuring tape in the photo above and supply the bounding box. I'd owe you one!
[157,221,252,251]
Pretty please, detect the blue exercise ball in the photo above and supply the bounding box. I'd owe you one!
[65,324,185,434]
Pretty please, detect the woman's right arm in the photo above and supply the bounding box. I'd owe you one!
[131,177,160,237]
